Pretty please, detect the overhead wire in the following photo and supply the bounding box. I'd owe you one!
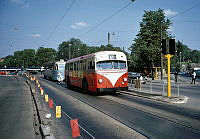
[46,0,76,41]
[170,2,200,19]
[80,1,135,37]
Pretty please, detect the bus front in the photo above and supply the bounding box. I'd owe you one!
[95,51,128,92]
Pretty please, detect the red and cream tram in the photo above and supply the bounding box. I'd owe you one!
[65,51,128,93]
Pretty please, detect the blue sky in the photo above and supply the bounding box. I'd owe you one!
[0,0,200,58]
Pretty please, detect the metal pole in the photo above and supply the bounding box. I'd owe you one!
[69,44,71,60]
[165,54,172,98]
[162,82,165,96]
[180,52,182,72]
[108,32,110,45]
[177,84,180,97]
[160,22,163,80]
[150,81,152,92]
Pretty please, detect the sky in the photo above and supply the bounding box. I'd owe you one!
[0,0,200,58]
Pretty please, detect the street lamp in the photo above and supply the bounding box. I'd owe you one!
[180,52,182,72]
[68,44,71,60]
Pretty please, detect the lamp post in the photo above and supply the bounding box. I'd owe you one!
[180,52,182,72]
[68,44,71,60]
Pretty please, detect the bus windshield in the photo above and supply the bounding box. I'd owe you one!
[58,64,65,72]
[96,61,126,70]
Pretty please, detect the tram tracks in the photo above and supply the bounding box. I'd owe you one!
[38,78,147,139]
[38,77,200,138]
[102,92,200,132]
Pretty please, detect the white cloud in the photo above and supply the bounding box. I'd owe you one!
[28,34,41,38]
[164,9,178,17]
[164,9,178,16]
[167,26,174,32]
[10,0,29,8]
[71,22,89,29]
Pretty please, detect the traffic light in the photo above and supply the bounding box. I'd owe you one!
[161,39,167,55]
[169,39,175,55]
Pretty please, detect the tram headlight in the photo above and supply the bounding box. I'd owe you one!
[98,79,103,83]
[123,78,127,82]
[122,82,125,85]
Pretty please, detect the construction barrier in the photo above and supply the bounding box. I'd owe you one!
[56,106,61,118]
[49,99,53,108]
[70,119,80,138]
[45,94,48,102]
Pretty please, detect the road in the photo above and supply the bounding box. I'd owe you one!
[0,76,39,139]
[37,76,200,139]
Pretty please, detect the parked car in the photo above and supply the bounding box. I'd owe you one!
[128,72,146,84]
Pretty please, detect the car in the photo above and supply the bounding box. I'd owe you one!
[128,72,146,84]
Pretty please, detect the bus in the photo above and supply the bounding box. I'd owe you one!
[43,59,66,82]
[65,51,128,93]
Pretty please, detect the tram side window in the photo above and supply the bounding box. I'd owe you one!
[70,63,73,70]
[65,63,69,70]
[80,61,83,70]
[88,60,95,69]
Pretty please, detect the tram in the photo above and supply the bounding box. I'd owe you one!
[65,51,128,93]
[43,59,66,82]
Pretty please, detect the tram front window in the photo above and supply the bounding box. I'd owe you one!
[58,64,65,72]
[96,61,126,70]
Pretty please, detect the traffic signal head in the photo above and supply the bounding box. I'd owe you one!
[169,39,176,55]
[161,39,167,55]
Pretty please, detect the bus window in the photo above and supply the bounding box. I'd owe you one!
[96,61,112,69]
[80,61,83,70]
[118,61,126,69]
[96,61,126,69]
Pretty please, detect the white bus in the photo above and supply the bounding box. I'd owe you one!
[65,51,128,93]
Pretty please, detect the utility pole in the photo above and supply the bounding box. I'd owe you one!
[108,32,110,45]
[160,20,163,80]
[68,44,71,60]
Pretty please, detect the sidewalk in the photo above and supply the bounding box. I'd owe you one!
[127,82,188,104]
[0,76,39,139]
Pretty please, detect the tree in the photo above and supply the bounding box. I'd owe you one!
[0,55,15,67]
[13,49,36,68]
[57,38,88,60]
[190,50,200,63]
[129,9,172,71]
[57,38,127,60]
[35,47,57,67]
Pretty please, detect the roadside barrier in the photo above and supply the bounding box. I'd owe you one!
[130,79,181,97]
[45,94,48,102]
[49,99,53,109]
[55,106,61,118]
[70,119,81,138]
[28,76,95,139]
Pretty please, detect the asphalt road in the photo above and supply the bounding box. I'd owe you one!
[38,76,200,139]
[0,76,37,139]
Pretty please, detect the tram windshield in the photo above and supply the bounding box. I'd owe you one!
[96,61,126,70]
[58,64,65,72]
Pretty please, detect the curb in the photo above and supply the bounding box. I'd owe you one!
[120,88,188,104]
[26,80,55,139]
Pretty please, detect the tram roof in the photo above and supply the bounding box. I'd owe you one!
[66,51,126,63]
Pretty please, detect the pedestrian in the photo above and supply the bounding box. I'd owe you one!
[191,71,196,84]
[174,71,178,83]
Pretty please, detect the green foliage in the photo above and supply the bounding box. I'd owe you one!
[35,47,57,67]
[13,49,36,68]
[129,9,172,71]
[57,38,126,60]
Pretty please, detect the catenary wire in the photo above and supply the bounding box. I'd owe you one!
[80,1,135,37]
